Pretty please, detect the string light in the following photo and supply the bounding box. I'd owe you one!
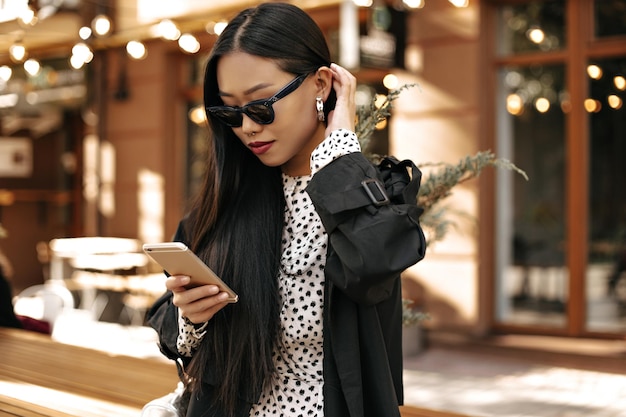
[188,105,207,125]
[607,95,622,110]
[213,21,228,36]
[382,73,399,89]
[9,42,27,63]
[584,98,601,113]
[587,64,603,80]
[0,66,12,82]
[70,42,93,68]
[79,26,92,40]
[151,19,181,41]
[70,54,85,69]
[448,0,469,7]
[403,0,425,8]
[23,58,41,76]
[178,33,200,54]
[92,14,112,37]
[206,20,229,36]
[527,27,545,44]
[506,94,524,116]
[17,5,38,27]
[534,97,550,113]
[126,41,147,60]
[354,0,465,8]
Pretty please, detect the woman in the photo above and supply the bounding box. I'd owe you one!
[0,247,23,329]
[148,3,426,417]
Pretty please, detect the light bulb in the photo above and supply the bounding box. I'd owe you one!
[24,59,41,76]
[9,43,27,63]
[0,65,12,82]
[72,43,92,60]
[383,73,399,90]
[448,0,469,7]
[126,41,147,60]
[18,6,38,26]
[213,21,228,36]
[92,14,112,37]
[178,34,200,54]
[586,64,603,80]
[79,26,92,40]
[403,0,425,8]
[152,19,181,41]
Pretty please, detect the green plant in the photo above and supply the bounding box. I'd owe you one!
[402,298,429,327]
[356,83,528,246]
[356,84,528,326]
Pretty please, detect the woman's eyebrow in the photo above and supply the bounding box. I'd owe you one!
[218,82,275,97]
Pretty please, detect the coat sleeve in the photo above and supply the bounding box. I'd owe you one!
[306,152,426,306]
[146,290,182,362]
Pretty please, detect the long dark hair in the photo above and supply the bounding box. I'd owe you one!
[183,3,334,416]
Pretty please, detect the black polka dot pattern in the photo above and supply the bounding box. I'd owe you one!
[251,130,360,416]
[177,130,361,416]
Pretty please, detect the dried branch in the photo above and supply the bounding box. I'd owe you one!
[417,151,528,212]
[355,83,418,151]
[356,84,528,244]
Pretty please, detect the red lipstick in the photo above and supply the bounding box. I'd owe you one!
[249,141,274,155]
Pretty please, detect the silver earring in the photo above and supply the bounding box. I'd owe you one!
[316,97,325,122]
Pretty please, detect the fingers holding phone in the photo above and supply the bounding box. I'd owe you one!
[167,275,231,323]
[143,242,239,303]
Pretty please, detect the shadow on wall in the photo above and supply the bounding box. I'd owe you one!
[401,272,470,335]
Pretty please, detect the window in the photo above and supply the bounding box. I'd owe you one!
[490,0,626,336]
[586,56,626,332]
[495,64,568,327]
[496,1,566,56]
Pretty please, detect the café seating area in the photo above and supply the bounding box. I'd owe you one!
[14,237,166,329]
[3,237,475,417]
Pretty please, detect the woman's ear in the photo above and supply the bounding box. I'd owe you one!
[315,66,333,101]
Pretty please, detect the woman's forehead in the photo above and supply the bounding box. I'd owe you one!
[216,53,288,94]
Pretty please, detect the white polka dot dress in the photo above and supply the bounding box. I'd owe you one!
[249,172,325,416]
[250,130,360,416]
[177,129,361,416]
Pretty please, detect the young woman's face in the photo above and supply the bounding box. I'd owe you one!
[215,52,328,176]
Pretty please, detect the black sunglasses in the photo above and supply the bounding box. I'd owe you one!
[206,73,309,127]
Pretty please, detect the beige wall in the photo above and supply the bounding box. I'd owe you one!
[391,1,483,336]
[99,40,184,243]
[101,0,486,336]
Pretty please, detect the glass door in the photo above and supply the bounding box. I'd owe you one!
[492,1,569,329]
[491,0,626,335]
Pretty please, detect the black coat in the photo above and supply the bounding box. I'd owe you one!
[148,152,426,417]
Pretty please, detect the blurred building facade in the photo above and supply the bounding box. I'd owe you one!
[0,0,625,342]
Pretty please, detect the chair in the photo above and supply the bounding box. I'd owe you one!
[13,282,75,328]
[48,237,145,282]
[47,237,149,322]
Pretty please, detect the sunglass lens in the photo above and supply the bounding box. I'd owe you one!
[245,104,274,124]
[211,109,242,127]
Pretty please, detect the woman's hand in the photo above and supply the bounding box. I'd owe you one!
[326,63,357,136]
[166,275,231,324]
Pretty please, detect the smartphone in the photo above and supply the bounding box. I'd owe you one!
[143,242,238,303]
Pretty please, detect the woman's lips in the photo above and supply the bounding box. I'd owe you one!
[249,141,274,155]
